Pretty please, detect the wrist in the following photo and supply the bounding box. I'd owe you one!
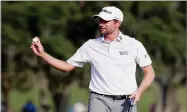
[40,51,46,57]
[136,88,143,95]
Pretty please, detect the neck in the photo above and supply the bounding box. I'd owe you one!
[104,30,120,42]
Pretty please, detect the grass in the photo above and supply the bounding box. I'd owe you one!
[9,87,54,112]
[177,86,187,112]
[9,82,186,112]
[9,87,39,112]
[137,83,158,112]
[69,82,90,106]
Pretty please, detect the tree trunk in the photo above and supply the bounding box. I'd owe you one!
[52,88,70,112]
[154,77,180,112]
[2,45,16,111]
[2,73,11,112]
[39,89,50,112]
[164,86,180,112]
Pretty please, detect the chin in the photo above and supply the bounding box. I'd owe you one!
[100,31,105,35]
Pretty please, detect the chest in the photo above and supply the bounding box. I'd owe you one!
[88,41,136,65]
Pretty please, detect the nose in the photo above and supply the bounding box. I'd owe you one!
[99,19,106,27]
[99,22,103,27]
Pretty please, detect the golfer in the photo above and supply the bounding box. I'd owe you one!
[30,6,155,112]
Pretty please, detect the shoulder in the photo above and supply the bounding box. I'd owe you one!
[124,35,141,44]
[90,36,103,42]
[85,36,103,45]
[124,35,144,48]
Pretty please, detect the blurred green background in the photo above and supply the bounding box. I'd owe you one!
[2,1,186,112]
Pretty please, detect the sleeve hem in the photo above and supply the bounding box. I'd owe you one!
[66,60,84,68]
[140,62,152,68]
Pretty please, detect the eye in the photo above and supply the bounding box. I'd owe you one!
[99,18,110,23]
[113,19,118,23]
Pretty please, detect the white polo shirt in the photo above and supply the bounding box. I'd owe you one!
[67,32,152,95]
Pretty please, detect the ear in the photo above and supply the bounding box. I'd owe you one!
[115,21,121,28]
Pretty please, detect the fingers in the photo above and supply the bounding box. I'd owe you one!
[34,36,42,46]
[30,44,35,49]
[30,36,41,55]
[133,98,138,104]
[31,41,37,46]
[32,47,40,56]
[34,36,42,45]
[31,36,41,47]
[36,36,41,43]
[129,92,135,98]
[134,96,140,104]
[129,92,140,104]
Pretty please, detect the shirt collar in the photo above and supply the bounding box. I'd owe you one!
[116,32,123,42]
[100,32,124,43]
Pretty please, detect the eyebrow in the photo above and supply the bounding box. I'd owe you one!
[99,18,110,22]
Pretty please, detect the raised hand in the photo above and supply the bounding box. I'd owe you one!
[30,36,45,57]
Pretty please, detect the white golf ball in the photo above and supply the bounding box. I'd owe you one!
[32,37,38,42]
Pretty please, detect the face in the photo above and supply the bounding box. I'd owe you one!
[99,18,121,35]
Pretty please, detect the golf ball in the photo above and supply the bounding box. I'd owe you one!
[32,37,38,42]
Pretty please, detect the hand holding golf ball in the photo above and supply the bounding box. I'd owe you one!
[30,36,44,56]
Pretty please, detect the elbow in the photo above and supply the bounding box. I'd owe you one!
[151,71,155,81]
[58,63,75,73]
[63,66,75,73]
[64,69,71,73]
[60,68,71,73]
[61,70,68,73]
[152,73,155,81]
[58,67,71,73]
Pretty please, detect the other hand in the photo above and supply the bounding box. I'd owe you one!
[129,90,142,104]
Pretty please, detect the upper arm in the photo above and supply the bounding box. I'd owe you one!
[135,40,152,67]
[67,40,90,68]
[141,65,155,76]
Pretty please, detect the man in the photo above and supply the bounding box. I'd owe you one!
[30,6,155,112]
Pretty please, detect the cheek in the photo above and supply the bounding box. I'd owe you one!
[111,24,116,30]
[106,23,115,28]
[116,23,120,28]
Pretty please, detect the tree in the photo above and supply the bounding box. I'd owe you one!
[2,1,186,112]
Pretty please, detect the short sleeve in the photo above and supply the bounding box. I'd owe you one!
[135,41,152,67]
[66,41,90,68]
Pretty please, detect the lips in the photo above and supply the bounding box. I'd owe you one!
[100,27,106,30]
[100,29,106,32]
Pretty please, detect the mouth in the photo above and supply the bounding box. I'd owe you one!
[100,28,106,30]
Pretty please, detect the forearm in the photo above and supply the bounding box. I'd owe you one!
[40,52,75,72]
[137,67,155,95]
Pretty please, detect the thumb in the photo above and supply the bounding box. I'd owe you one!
[129,93,136,98]
[35,36,41,44]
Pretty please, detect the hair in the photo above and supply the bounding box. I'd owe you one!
[113,19,122,28]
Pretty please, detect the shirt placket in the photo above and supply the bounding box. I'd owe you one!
[109,41,118,58]
[100,41,110,55]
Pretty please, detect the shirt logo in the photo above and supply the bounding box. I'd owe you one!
[119,51,129,55]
